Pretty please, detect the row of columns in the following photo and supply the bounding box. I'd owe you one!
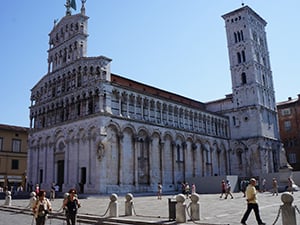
[113,89,229,138]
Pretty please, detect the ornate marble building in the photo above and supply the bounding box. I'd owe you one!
[28,1,282,193]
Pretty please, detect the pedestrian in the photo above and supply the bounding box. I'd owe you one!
[32,190,52,225]
[63,188,81,225]
[287,177,294,194]
[240,178,265,225]
[181,182,186,194]
[240,180,248,197]
[191,183,196,194]
[261,178,266,192]
[157,182,162,200]
[35,184,40,195]
[26,191,37,209]
[185,182,190,198]
[17,184,23,192]
[272,178,278,196]
[220,180,226,198]
[225,180,234,199]
[50,183,55,201]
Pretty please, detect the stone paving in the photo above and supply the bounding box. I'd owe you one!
[1,191,300,225]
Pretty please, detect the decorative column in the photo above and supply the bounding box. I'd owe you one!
[88,131,92,185]
[117,133,124,185]
[159,139,164,183]
[132,135,138,186]
[192,143,197,177]
[147,136,153,185]
[182,142,187,182]
[76,137,80,187]
[171,141,176,185]
[64,138,70,187]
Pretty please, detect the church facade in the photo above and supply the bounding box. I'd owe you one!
[27,1,282,193]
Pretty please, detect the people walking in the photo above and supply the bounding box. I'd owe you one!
[181,182,186,195]
[220,180,226,198]
[272,178,278,196]
[35,184,40,195]
[157,182,162,200]
[185,182,190,198]
[225,180,234,199]
[261,178,266,192]
[50,183,56,201]
[288,177,294,194]
[241,178,265,225]
[63,188,81,225]
[240,179,248,197]
[32,190,52,225]
[191,183,196,194]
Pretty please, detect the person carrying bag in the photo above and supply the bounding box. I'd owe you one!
[32,190,52,225]
[63,188,81,225]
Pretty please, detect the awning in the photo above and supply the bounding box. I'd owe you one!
[7,176,23,183]
[0,175,4,182]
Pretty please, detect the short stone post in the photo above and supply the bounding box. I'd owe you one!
[125,193,133,216]
[176,194,186,223]
[109,193,119,217]
[189,193,200,221]
[4,191,12,206]
[281,192,296,225]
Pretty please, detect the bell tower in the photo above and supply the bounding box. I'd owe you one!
[47,0,89,73]
[222,5,279,140]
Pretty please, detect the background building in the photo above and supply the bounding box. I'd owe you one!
[277,95,300,171]
[0,124,28,191]
[27,2,284,194]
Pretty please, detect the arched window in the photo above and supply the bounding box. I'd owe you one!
[262,74,266,86]
[237,31,241,42]
[234,32,237,43]
[241,72,247,84]
[242,50,246,62]
[237,52,241,64]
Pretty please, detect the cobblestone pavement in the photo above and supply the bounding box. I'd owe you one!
[1,191,300,225]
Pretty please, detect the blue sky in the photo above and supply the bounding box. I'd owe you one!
[1,1,299,127]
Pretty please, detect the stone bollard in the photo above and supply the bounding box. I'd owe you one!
[176,194,186,223]
[125,193,133,216]
[4,191,12,206]
[109,193,119,217]
[281,192,296,225]
[189,193,200,221]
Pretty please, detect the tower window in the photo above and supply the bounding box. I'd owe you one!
[262,74,266,86]
[241,72,247,84]
[234,32,237,43]
[242,50,246,62]
[234,30,244,43]
[237,52,241,64]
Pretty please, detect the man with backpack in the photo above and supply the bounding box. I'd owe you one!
[63,188,81,225]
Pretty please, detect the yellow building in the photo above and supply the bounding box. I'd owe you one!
[0,124,28,191]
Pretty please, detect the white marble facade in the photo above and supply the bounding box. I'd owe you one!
[28,3,282,193]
